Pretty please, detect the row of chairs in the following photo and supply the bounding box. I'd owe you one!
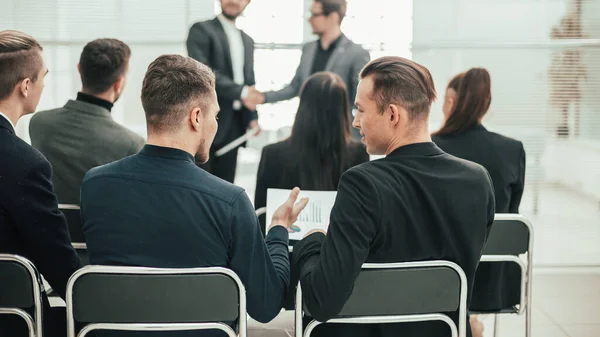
[0,256,467,337]
[0,211,533,337]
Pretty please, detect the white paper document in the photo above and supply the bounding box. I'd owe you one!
[266,188,337,241]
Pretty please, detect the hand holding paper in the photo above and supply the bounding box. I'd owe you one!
[266,189,337,240]
[269,187,309,233]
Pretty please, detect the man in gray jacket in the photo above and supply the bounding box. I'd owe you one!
[256,0,370,140]
[30,38,144,205]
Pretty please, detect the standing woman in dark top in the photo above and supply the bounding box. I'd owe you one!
[255,71,369,234]
[432,68,526,336]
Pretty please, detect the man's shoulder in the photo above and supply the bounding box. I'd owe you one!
[83,155,246,205]
[0,130,50,178]
[103,119,145,145]
[30,106,67,127]
[190,18,218,33]
[343,35,369,53]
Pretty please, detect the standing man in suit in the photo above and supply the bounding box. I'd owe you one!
[259,0,370,140]
[30,38,144,205]
[292,57,495,337]
[80,55,308,336]
[0,30,81,337]
[186,0,260,183]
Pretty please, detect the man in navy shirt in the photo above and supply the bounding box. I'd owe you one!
[81,54,308,336]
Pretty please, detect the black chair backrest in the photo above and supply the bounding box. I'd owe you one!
[0,258,35,308]
[71,270,240,324]
[315,266,461,317]
[483,218,530,255]
[61,207,85,243]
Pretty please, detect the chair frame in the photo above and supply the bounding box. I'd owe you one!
[66,265,247,337]
[295,260,468,337]
[474,214,534,337]
[58,204,86,250]
[0,254,44,337]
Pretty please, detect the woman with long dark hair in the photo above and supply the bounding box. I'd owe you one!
[255,71,368,233]
[433,68,526,337]
[434,67,525,212]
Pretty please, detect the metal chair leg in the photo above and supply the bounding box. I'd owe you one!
[493,314,499,337]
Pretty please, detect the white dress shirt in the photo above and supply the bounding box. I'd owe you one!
[0,112,15,131]
[217,14,247,110]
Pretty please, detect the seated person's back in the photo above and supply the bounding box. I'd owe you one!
[255,72,369,232]
[0,30,81,337]
[81,54,307,337]
[432,68,526,315]
[432,68,525,214]
[30,38,144,204]
[293,57,495,337]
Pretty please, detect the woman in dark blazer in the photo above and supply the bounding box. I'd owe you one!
[255,72,369,234]
[432,68,526,336]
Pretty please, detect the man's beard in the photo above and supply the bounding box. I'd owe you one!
[222,11,240,21]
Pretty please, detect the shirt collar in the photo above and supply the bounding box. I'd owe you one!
[386,142,445,158]
[0,112,16,132]
[139,144,195,163]
[318,33,344,51]
[76,92,114,112]
[217,14,238,31]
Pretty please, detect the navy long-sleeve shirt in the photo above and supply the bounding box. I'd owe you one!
[81,145,289,336]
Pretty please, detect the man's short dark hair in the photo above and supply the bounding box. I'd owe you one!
[79,38,131,94]
[0,30,43,101]
[360,56,437,121]
[315,0,347,23]
[141,54,215,132]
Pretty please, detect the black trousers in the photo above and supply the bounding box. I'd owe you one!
[197,146,239,183]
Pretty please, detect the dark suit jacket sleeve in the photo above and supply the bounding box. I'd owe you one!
[229,191,290,323]
[263,47,306,103]
[186,23,244,102]
[484,168,497,239]
[254,146,270,232]
[509,143,526,213]
[292,169,380,322]
[348,49,371,105]
[241,35,259,127]
[8,159,81,299]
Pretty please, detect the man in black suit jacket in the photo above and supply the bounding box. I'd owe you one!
[186,0,260,183]
[0,30,81,337]
[80,54,308,337]
[293,57,496,337]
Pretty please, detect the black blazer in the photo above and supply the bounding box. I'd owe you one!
[254,139,369,233]
[292,142,495,337]
[433,124,526,213]
[0,116,81,337]
[186,18,258,149]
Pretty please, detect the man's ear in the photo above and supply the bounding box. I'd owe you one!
[18,78,31,98]
[114,76,126,95]
[190,107,202,132]
[76,63,81,75]
[388,104,401,125]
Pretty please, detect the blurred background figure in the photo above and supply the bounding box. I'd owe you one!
[187,0,260,183]
[260,0,370,140]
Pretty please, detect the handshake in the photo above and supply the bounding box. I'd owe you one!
[242,86,265,111]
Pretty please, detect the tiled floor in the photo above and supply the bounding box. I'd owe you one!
[479,272,600,337]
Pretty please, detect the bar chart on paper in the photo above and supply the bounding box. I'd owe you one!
[266,189,337,241]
